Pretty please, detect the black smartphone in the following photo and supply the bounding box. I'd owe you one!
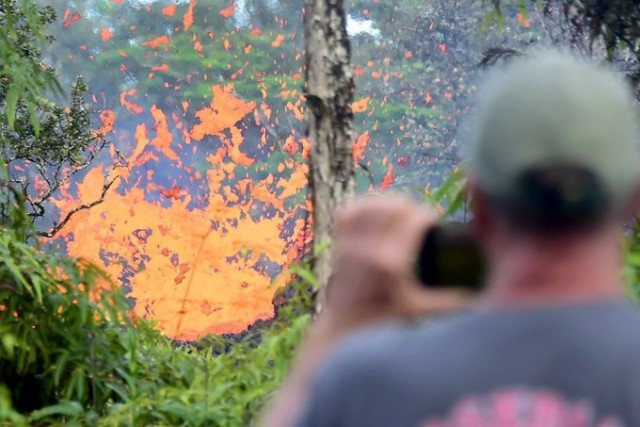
[415,222,486,292]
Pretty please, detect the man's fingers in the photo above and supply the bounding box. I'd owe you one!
[376,204,438,270]
[335,193,420,235]
[334,194,439,278]
[393,204,437,243]
[327,193,471,330]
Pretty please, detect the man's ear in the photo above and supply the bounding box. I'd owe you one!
[466,175,491,236]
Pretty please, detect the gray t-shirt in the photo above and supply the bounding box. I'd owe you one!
[294,300,640,426]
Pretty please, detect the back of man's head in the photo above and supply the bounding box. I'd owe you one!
[467,49,640,233]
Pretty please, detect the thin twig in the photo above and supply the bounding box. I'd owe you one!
[37,176,120,238]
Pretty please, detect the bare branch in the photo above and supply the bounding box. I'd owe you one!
[478,47,524,69]
[37,176,120,239]
[357,162,375,186]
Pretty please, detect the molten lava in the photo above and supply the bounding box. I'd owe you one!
[52,84,310,340]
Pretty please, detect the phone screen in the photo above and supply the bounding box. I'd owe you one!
[415,223,486,292]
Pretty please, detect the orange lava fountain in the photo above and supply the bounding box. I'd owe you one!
[51,84,312,340]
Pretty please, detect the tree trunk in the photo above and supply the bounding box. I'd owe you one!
[304,0,355,313]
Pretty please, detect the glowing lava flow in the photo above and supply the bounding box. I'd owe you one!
[52,84,310,340]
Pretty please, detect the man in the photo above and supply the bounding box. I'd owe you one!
[261,50,640,426]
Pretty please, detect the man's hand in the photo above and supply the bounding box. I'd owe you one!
[321,193,471,333]
[260,193,472,427]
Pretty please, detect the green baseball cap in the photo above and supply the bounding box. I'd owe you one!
[467,49,640,226]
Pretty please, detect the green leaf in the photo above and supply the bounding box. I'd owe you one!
[26,99,40,136]
[290,265,317,287]
[480,9,499,32]
[444,186,466,217]
[5,83,21,130]
[29,401,83,421]
[53,351,71,386]
[30,275,43,304]
[4,258,30,291]
[1,334,17,359]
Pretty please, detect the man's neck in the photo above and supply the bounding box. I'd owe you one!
[481,227,625,308]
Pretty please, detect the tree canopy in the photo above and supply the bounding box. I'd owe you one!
[488,0,640,96]
[0,0,112,237]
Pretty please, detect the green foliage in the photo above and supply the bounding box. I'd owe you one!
[423,167,468,218]
[0,175,130,420]
[0,0,109,229]
[0,0,62,133]
[4,76,95,165]
[98,314,310,426]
